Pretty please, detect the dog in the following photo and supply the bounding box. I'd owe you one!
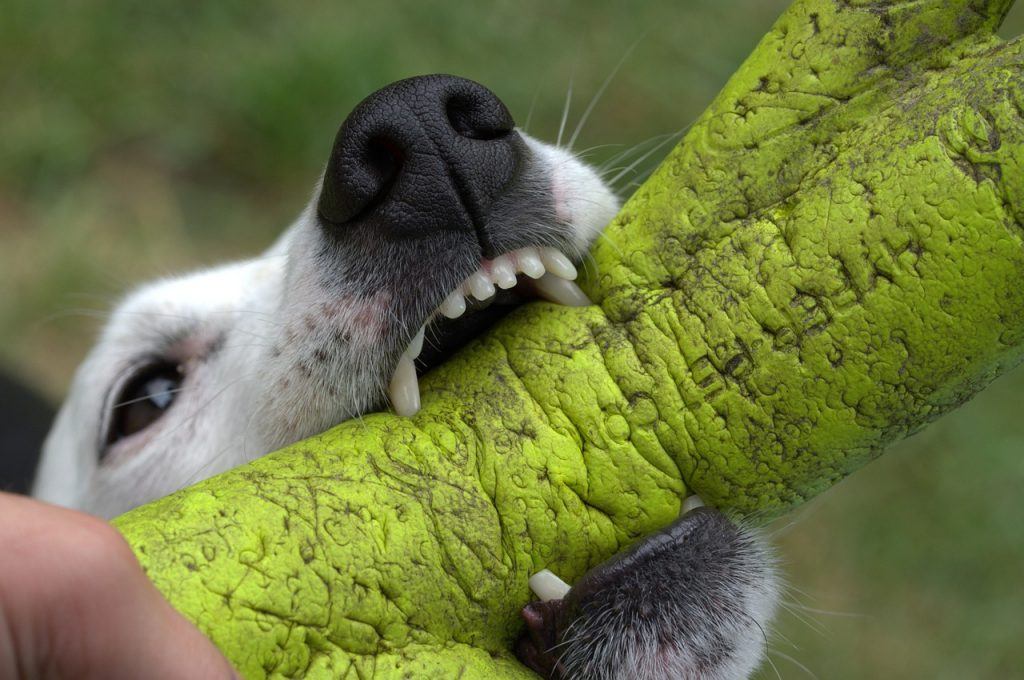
[32,75,778,679]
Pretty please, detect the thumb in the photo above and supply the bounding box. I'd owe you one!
[0,492,237,680]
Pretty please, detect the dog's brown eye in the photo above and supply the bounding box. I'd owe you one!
[105,363,183,447]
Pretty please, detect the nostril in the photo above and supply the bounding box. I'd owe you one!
[317,133,407,227]
[365,136,404,191]
[446,92,514,141]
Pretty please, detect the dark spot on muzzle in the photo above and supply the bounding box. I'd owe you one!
[317,74,523,258]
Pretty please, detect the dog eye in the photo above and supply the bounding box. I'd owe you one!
[105,362,183,447]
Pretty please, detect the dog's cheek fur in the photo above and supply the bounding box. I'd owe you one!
[251,222,401,439]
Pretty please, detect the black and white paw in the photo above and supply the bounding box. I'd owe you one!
[516,501,779,680]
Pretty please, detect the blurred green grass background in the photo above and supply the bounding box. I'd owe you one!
[3,1,1024,677]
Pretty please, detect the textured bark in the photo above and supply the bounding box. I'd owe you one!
[116,0,1024,677]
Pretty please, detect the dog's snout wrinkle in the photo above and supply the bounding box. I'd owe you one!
[317,74,521,252]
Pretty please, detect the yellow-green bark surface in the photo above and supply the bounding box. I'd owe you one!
[116,0,1024,676]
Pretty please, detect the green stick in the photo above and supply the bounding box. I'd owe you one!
[116,1,1024,676]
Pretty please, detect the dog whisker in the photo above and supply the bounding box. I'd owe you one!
[767,649,819,679]
[522,87,541,134]
[556,78,574,149]
[110,386,188,410]
[566,38,642,152]
[606,130,685,189]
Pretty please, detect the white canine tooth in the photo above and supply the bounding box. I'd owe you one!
[682,495,705,514]
[440,290,467,319]
[388,354,421,417]
[529,569,571,602]
[533,272,591,307]
[517,248,545,279]
[491,256,518,289]
[468,271,495,300]
[406,325,425,359]
[539,247,577,280]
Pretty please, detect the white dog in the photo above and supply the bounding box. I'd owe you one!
[32,75,777,679]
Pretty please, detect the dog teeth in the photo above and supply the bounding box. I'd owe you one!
[533,272,591,307]
[435,245,584,323]
[491,255,518,289]
[539,247,577,280]
[388,354,420,417]
[388,325,427,417]
[467,271,496,300]
[391,246,585,418]
[682,495,705,514]
[516,248,545,279]
[529,569,572,601]
[407,325,425,358]
[440,290,467,319]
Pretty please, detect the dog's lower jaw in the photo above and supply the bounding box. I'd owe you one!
[517,508,779,680]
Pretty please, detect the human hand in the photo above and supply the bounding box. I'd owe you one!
[0,492,236,679]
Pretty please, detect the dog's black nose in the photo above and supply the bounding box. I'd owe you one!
[317,75,520,243]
